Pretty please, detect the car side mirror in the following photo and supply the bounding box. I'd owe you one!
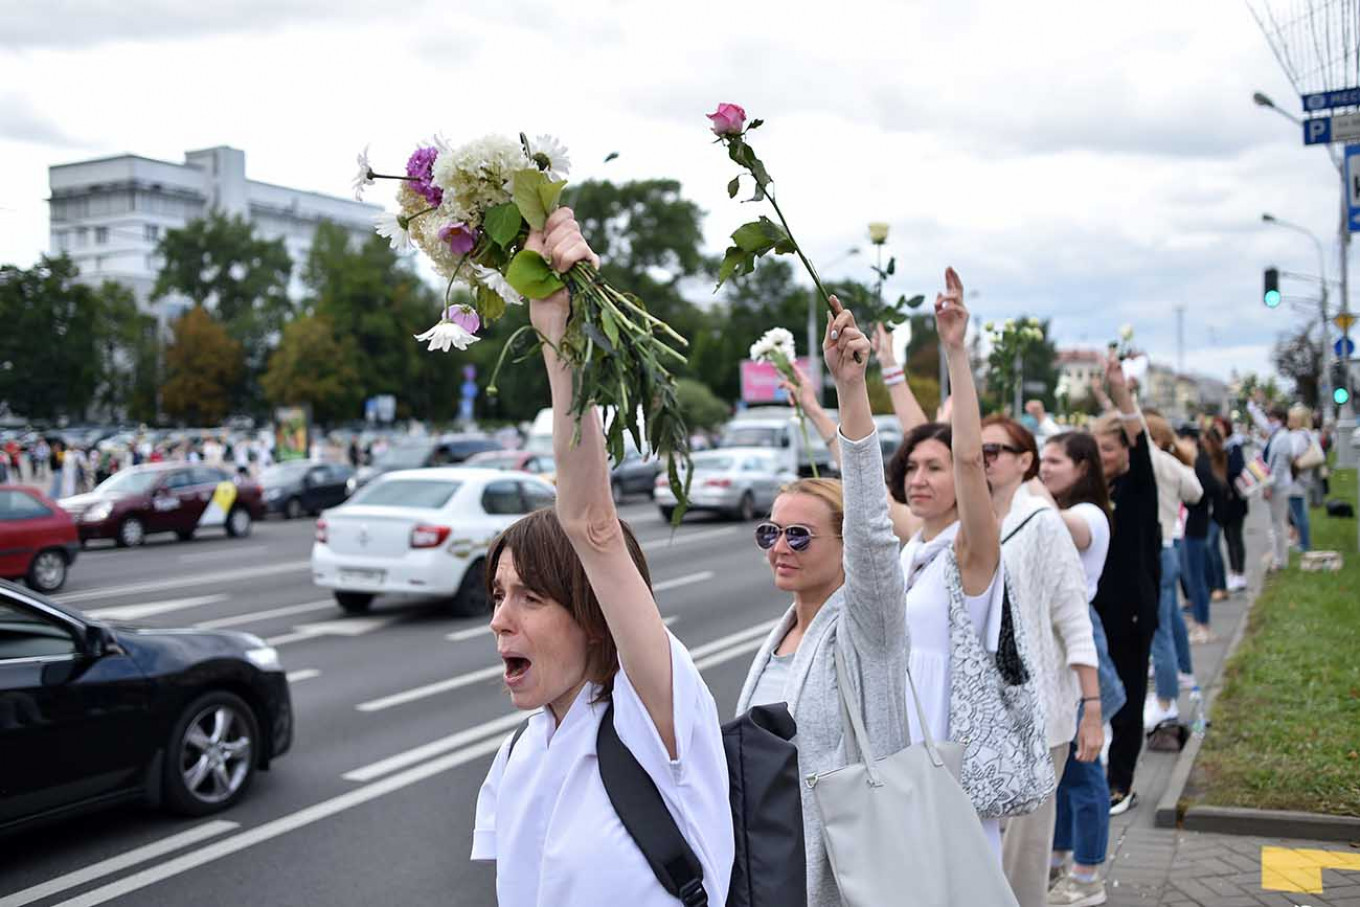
[84,624,110,658]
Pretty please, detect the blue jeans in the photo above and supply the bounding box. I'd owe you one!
[1053,742,1109,866]
[1183,536,1211,627]
[1151,544,1192,701]
[1288,496,1311,552]
[1206,521,1226,591]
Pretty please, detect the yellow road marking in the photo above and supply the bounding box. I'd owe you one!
[1261,846,1360,894]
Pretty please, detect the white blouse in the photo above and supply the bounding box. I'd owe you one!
[472,631,734,907]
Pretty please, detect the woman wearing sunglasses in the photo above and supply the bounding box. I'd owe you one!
[882,268,1004,853]
[734,286,916,906]
[978,416,1100,907]
[471,209,734,906]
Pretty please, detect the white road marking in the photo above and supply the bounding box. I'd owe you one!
[694,637,766,671]
[195,599,333,630]
[355,664,503,713]
[84,594,228,622]
[45,738,506,907]
[686,618,781,660]
[0,819,238,907]
[178,545,266,563]
[343,710,530,782]
[262,630,314,647]
[640,526,739,551]
[285,668,320,683]
[264,615,397,648]
[54,560,310,604]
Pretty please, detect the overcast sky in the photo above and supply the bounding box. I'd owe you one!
[0,0,1350,383]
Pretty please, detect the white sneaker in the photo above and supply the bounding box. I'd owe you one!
[1048,874,1107,906]
[1143,696,1179,729]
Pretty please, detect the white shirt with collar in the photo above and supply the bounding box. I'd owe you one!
[472,631,733,907]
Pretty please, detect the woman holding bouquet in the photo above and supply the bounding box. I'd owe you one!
[471,209,734,906]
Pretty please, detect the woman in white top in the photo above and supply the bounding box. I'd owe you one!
[980,415,1100,907]
[471,209,734,906]
[882,269,1006,850]
[736,296,910,906]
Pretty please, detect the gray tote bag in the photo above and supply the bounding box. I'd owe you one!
[807,648,1020,907]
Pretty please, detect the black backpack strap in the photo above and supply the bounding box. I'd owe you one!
[597,702,707,907]
[1001,506,1046,545]
[505,719,530,760]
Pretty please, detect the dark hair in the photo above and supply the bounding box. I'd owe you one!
[981,414,1039,481]
[1045,432,1111,517]
[486,507,651,700]
[1203,425,1228,483]
[888,422,952,504]
[1268,405,1289,423]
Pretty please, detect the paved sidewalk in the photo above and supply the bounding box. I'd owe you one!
[1099,517,1360,907]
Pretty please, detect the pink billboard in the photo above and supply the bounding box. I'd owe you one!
[740,357,813,403]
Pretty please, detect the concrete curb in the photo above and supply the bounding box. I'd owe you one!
[1153,559,1360,843]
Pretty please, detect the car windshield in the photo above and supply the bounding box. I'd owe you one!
[375,442,434,469]
[693,455,735,471]
[261,463,310,483]
[721,426,782,448]
[349,479,461,509]
[96,470,161,495]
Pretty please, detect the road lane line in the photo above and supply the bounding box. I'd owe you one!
[694,637,766,671]
[641,526,739,551]
[687,618,781,660]
[85,594,229,622]
[178,545,266,563]
[0,819,238,907]
[54,560,310,604]
[355,665,503,712]
[343,711,529,782]
[285,668,320,683]
[263,630,317,647]
[196,600,333,629]
[46,739,506,907]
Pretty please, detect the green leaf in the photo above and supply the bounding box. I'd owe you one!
[904,294,925,309]
[748,119,764,130]
[484,203,523,249]
[538,178,568,217]
[504,250,565,300]
[582,321,615,356]
[511,170,550,230]
[727,176,741,199]
[600,306,621,348]
[886,257,896,277]
[476,284,507,323]
[716,245,757,287]
[731,216,791,255]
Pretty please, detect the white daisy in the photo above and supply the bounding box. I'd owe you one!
[413,318,479,352]
[471,264,523,306]
[526,134,572,180]
[374,212,412,253]
[352,144,374,201]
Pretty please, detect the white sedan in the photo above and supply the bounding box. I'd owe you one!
[311,468,556,615]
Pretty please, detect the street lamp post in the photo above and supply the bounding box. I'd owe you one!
[1262,212,1331,410]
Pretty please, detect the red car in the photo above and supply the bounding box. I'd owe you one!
[59,463,266,547]
[0,485,80,592]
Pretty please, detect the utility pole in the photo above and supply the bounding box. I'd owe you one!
[1336,164,1356,469]
[1175,305,1185,376]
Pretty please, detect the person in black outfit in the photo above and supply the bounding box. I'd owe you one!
[1090,352,1160,816]
[1212,417,1249,592]
[1182,430,1225,641]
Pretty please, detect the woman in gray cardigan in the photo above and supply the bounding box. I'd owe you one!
[735,295,910,906]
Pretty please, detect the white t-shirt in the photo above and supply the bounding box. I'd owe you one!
[1069,502,1110,603]
[471,631,734,907]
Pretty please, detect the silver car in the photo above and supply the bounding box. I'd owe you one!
[653,448,794,522]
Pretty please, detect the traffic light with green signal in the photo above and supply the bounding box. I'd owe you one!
[1330,360,1353,407]
[1264,268,1281,308]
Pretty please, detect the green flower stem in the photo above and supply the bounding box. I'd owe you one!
[486,323,540,396]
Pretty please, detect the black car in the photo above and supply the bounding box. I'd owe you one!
[349,434,503,491]
[0,580,293,834]
[261,460,355,519]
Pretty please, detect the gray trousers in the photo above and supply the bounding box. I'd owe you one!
[1267,491,1291,569]
[1001,743,1072,907]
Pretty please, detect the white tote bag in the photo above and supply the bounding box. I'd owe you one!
[808,648,1019,907]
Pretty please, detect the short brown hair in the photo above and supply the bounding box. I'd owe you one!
[486,508,651,699]
[888,422,952,504]
[981,414,1039,481]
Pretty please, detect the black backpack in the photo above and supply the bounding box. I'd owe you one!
[507,702,805,907]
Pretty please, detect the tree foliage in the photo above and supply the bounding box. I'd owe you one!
[162,307,244,425]
[261,314,363,424]
[675,378,730,431]
[1272,324,1321,408]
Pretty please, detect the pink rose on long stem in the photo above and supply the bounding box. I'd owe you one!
[438,222,478,256]
[707,102,746,136]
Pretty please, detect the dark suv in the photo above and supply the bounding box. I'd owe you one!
[349,434,502,492]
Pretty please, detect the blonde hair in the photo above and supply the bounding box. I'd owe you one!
[1144,413,1194,465]
[779,478,844,537]
[1287,405,1312,431]
[1092,413,1128,446]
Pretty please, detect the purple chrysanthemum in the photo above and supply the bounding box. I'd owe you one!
[406,146,443,206]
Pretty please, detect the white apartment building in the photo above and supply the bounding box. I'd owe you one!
[1055,349,1105,404]
[48,146,380,318]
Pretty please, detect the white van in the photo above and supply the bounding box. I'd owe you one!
[719,407,836,477]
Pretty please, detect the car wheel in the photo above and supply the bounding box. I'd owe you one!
[176,528,195,542]
[734,492,756,522]
[163,690,259,816]
[284,497,303,520]
[117,516,146,548]
[27,548,68,593]
[450,559,490,616]
[226,507,252,538]
[611,481,624,505]
[659,506,676,523]
[334,591,374,614]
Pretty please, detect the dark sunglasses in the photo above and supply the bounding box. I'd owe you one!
[982,443,1026,465]
[754,522,822,552]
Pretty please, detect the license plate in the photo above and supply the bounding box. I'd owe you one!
[339,569,386,586]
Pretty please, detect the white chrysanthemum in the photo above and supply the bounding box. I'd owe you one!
[526,134,571,180]
[431,134,529,217]
[1027,317,1042,328]
[751,327,796,364]
[374,212,412,253]
[471,264,523,307]
[413,318,479,352]
[352,145,374,201]
[1003,318,1015,330]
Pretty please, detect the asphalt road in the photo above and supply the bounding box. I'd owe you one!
[1,499,790,906]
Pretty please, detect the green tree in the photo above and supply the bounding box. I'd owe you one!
[91,280,159,423]
[152,213,293,408]
[162,307,244,425]
[1272,324,1322,408]
[675,378,730,432]
[261,315,363,425]
[983,316,1060,414]
[0,255,102,421]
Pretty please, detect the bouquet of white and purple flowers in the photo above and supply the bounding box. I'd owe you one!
[355,134,692,509]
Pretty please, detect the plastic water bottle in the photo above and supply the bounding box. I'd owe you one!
[1189,685,1207,738]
